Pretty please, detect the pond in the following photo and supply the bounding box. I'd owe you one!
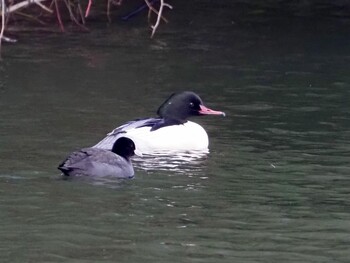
[0,2,349,262]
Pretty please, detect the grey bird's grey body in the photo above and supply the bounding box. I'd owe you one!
[58,137,137,178]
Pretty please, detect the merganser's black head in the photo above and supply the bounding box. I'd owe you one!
[157,91,225,123]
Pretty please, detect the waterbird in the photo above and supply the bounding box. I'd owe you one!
[93,91,225,154]
[58,137,139,178]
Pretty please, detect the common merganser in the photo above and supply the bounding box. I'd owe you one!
[93,91,225,154]
[58,137,139,178]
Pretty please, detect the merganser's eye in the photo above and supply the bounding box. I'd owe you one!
[189,102,194,108]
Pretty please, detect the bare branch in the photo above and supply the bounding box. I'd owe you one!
[54,0,64,31]
[1,35,17,43]
[149,0,172,38]
[0,0,5,52]
[35,1,53,13]
[77,2,86,24]
[144,0,169,23]
[63,0,88,30]
[85,0,92,18]
[3,0,49,14]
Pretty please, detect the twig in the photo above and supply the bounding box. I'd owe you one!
[77,2,85,24]
[3,0,49,14]
[63,0,88,31]
[143,0,168,23]
[54,0,64,32]
[15,10,48,25]
[1,35,17,43]
[121,0,157,21]
[85,0,92,18]
[149,0,172,38]
[35,1,53,13]
[107,0,112,23]
[0,0,5,52]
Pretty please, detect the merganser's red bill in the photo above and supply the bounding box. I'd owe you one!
[199,105,226,117]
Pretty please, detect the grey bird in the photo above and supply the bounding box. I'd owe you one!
[58,137,139,178]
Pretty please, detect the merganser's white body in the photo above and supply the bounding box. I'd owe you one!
[93,91,225,154]
[94,120,209,154]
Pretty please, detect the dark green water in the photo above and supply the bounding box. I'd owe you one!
[0,3,350,262]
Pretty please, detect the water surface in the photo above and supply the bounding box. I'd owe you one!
[0,3,350,262]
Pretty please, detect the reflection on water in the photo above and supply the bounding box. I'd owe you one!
[133,151,209,174]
